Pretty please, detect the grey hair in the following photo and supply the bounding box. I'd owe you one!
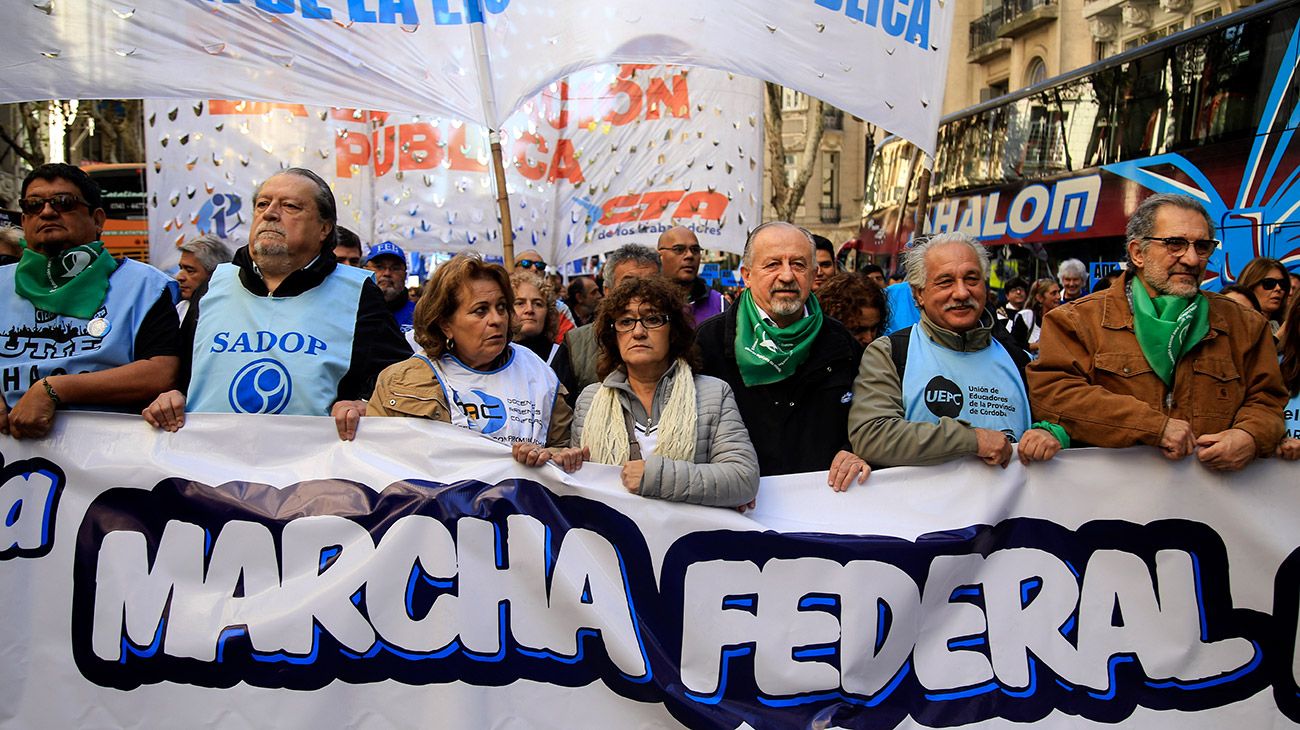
[1057,258,1086,280]
[179,234,235,273]
[1125,193,1216,262]
[904,233,991,291]
[742,221,815,269]
[602,243,660,288]
[253,167,338,250]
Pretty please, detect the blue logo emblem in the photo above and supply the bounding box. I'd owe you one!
[228,358,292,414]
[197,193,243,239]
[452,388,507,434]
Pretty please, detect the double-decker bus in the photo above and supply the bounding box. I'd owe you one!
[859,0,1299,289]
[82,162,149,263]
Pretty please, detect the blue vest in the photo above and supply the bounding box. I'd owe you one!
[394,299,415,332]
[187,263,367,415]
[0,259,175,409]
[1285,392,1300,441]
[900,324,1032,439]
[883,282,921,335]
[426,343,559,445]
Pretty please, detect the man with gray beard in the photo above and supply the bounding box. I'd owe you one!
[697,222,868,490]
[143,168,410,440]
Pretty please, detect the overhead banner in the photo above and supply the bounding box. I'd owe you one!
[2,413,1298,728]
[2,0,952,157]
[144,65,762,269]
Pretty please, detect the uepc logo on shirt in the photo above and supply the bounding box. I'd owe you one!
[228,358,293,414]
[924,375,963,418]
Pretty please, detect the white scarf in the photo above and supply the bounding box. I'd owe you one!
[581,359,697,465]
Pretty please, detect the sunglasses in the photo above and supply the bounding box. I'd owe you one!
[1257,277,1288,292]
[659,244,702,256]
[20,193,89,216]
[516,259,546,271]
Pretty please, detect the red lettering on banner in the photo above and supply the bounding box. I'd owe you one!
[674,191,728,221]
[208,100,309,117]
[399,123,444,170]
[513,133,548,181]
[637,190,685,220]
[645,74,690,120]
[599,190,731,225]
[335,131,371,178]
[447,125,488,173]
[373,126,397,177]
[604,79,643,127]
[548,139,584,184]
[600,194,644,225]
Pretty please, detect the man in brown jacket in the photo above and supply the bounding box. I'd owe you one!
[1028,193,1286,471]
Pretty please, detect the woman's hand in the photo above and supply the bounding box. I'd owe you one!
[550,446,590,473]
[620,460,646,493]
[331,399,367,441]
[1275,437,1300,461]
[513,442,554,468]
[143,390,187,432]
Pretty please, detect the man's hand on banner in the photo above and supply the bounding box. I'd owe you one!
[975,428,1013,468]
[512,442,587,473]
[1018,428,1062,464]
[827,450,870,492]
[1277,437,1300,461]
[143,390,188,432]
[1196,428,1257,472]
[331,400,367,442]
[1158,417,1197,460]
[7,383,59,439]
[621,459,645,493]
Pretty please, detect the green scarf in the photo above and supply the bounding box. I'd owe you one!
[1129,279,1209,386]
[13,241,118,319]
[734,288,824,387]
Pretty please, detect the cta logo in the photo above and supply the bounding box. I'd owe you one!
[228,358,292,414]
[453,388,507,434]
[924,375,963,418]
[197,193,242,239]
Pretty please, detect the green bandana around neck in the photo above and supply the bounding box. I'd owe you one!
[733,288,824,387]
[13,240,118,319]
[1128,278,1209,386]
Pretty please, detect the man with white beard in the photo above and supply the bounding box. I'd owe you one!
[142,168,410,440]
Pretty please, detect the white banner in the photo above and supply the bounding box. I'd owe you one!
[2,413,1298,728]
[144,65,762,269]
[2,0,953,157]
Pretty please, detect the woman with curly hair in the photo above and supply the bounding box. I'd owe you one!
[817,272,886,347]
[571,276,758,507]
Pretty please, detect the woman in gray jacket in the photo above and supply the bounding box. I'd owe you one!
[572,276,759,507]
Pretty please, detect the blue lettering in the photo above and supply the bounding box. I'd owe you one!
[882,0,908,36]
[378,0,418,23]
[814,0,843,9]
[231,333,253,353]
[306,336,328,356]
[301,0,332,18]
[281,332,305,354]
[255,0,294,12]
[256,331,277,353]
[348,0,378,23]
[907,0,930,47]
[482,0,508,11]
[211,332,230,354]
[464,0,483,22]
[431,0,461,24]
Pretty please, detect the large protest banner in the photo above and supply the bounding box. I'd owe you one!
[143,65,762,269]
[1,413,1298,728]
[1,1,954,157]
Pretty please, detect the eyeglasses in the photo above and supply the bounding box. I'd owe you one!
[612,313,670,332]
[1141,237,1219,258]
[1257,277,1288,292]
[658,244,702,256]
[20,194,89,216]
[516,259,546,271]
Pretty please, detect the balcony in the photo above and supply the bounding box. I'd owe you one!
[820,204,841,224]
[998,0,1059,37]
[968,0,1059,61]
[968,8,1013,62]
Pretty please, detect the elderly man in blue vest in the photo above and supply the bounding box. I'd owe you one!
[849,232,1067,467]
[142,168,410,439]
[0,163,180,439]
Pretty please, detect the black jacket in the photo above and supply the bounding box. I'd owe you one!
[180,246,412,401]
[697,306,863,476]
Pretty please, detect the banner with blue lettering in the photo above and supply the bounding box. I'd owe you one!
[1,413,1297,728]
[144,64,762,269]
[1,0,955,156]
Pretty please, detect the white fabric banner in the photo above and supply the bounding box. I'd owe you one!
[1,413,1297,728]
[144,65,761,269]
[2,0,952,156]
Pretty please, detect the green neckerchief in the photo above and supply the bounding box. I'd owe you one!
[733,288,824,387]
[1128,278,1209,386]
[13,240,118,319]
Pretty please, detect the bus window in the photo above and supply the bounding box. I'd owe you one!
[82,163,149,263]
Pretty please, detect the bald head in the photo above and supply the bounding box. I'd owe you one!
[657,226,702,284]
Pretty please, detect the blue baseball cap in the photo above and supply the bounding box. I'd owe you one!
[363,241,406,265]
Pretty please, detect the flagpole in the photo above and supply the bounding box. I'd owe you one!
[469,21,516,271]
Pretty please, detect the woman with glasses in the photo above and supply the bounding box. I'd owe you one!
[1235,257,1292,335]
[367,252,584,471]
[571,276,758,507]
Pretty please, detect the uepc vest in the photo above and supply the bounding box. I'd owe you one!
[1285,392,1299,441]
[187,264,367,415]
[425,343,559,445]
[901,324,1032,439]
[0,260,174,409]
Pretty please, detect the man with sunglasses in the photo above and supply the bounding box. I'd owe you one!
[0,163,181,439]
[658,226,724,324]
[1029,193,1287,472]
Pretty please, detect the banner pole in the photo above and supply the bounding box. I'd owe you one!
[469,22,516,271]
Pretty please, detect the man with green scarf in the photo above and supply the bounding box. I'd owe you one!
[697,222,869,492]
[0,163,180,439]
[1029,193,1287,471]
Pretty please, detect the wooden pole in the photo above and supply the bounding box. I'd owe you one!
[489,130,515,271]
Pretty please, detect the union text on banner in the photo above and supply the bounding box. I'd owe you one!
[144,66,761,269]
[2,413,1297,728]
[1,0,953,156]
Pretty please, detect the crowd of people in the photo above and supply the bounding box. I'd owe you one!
[2,163,1297,512]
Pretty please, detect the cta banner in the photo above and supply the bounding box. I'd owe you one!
[144,65,761,270]
[1,413,1298,728]
[2,0,953,156]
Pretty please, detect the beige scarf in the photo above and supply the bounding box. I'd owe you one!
[581,359,697,465]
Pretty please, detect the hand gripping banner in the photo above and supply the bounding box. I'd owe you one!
[1,413,1298,728]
